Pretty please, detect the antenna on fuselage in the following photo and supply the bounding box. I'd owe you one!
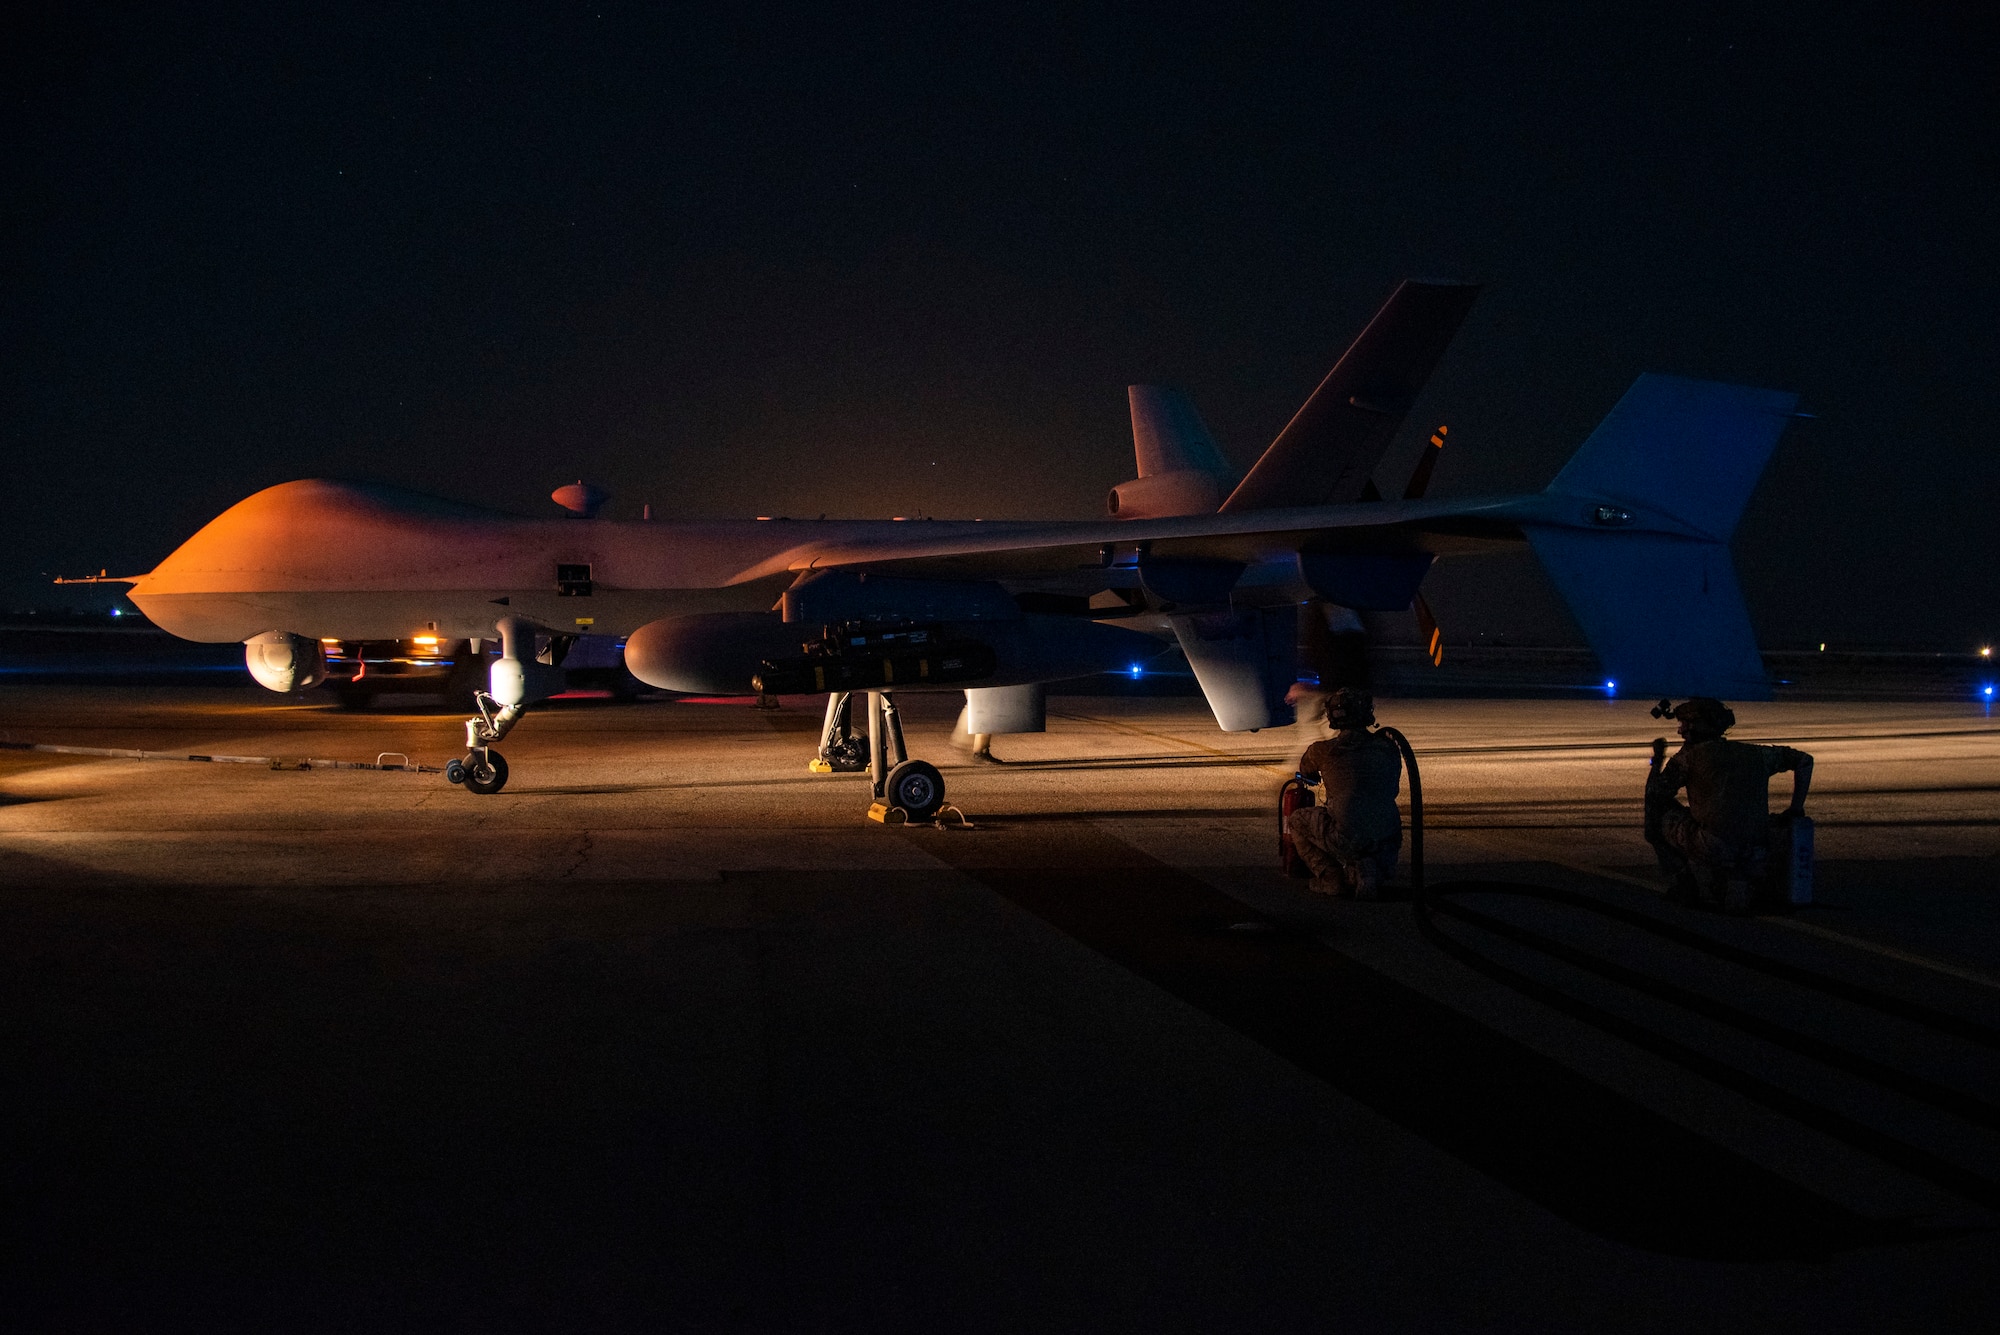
[551,481,610,519]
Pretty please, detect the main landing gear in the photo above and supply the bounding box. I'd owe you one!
[810,691,872,773]
[810,689,946,820]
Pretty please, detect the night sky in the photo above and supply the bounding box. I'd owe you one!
[6,4,1993,648]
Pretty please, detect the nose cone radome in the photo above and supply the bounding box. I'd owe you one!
[144,480,504,593]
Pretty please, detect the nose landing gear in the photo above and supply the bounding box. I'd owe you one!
[451,616,545,796]
[451,686,522,795]
[465,748,509,794]
[446,747,509,794]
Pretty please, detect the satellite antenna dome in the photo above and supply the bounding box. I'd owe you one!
[551,480,610,518]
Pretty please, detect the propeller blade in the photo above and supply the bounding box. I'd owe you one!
[1414,592,1443,667]
[1402,424,1448,500]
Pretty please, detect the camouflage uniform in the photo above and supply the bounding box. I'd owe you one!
[1645,703,1811,901]
[1285,690,1403,898]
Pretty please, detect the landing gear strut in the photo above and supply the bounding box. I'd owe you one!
[810,691,871,773]
[810,690,947,818]
[454,616,541,796]
[863,690,945,821]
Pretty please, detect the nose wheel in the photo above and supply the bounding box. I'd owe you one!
[445,748,509,795]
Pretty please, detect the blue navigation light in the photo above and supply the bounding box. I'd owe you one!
[1604,679,1617,693]
[1984,684,1996,698]
[1130,664,1143,679]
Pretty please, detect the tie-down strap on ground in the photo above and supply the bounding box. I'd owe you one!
[0,738,441,774]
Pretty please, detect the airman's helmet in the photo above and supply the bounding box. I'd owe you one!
[1322,688,1376,729]
[1672,697,1736,736]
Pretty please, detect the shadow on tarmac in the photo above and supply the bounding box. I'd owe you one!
[916,824,1935,1262]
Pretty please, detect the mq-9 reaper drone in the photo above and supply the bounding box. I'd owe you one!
[113,280,1802,816]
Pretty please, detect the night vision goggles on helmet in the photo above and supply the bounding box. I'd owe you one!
[1650,697,1736,734]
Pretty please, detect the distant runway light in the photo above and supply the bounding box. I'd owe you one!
[1985,685,1996,699]
[1983,647,1993,658]
[1604,679,1617,694]
[1130,664,1143,678]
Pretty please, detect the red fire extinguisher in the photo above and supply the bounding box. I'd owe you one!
[1279,775,1316,878]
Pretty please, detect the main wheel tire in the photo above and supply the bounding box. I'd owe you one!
[884,759,944,820]
[464,749,509,795]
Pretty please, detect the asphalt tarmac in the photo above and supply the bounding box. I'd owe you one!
[3,685,1999,1331]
